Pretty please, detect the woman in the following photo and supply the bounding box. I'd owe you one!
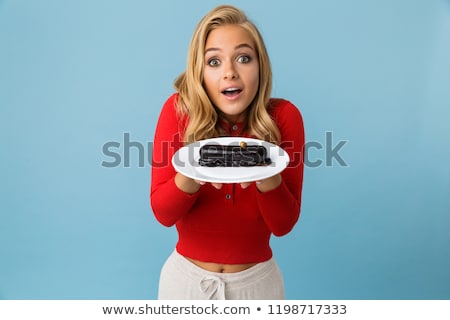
[150,5,304,299]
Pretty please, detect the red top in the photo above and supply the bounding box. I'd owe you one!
[150,93,305,264]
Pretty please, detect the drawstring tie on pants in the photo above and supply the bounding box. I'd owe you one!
[199,275,225,299]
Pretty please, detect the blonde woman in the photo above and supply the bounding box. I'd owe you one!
[151,5,305,299]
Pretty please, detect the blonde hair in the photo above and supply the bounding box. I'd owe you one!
[174,5,281,145]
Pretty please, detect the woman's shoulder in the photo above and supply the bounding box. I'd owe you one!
[268,97,303,121]
[159,93,185,119]
[268,98,304,144]
[161,92,179,110]
[156,93,189,129]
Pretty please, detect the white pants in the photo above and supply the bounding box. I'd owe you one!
[158,250,285,300]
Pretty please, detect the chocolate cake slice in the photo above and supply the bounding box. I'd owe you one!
[199,142,271,167]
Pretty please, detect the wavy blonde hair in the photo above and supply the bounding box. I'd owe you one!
[174,5,280,145]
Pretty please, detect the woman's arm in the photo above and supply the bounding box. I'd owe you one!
[150,94,200,226]
[256,100,305,236]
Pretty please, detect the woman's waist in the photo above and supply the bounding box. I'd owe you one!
[185,257,257,273]
[170,249,278,281]
[175,227,273,265]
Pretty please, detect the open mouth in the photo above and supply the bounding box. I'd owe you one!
[221,88,243,97]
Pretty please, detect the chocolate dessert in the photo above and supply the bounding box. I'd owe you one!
[199,142,271,167]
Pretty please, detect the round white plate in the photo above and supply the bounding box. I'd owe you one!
[172,137,290,183]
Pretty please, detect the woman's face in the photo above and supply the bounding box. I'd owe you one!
[203,24,259,123]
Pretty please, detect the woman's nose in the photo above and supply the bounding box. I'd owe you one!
[223,62,238,80]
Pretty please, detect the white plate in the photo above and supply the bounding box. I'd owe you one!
[172,137,290,183]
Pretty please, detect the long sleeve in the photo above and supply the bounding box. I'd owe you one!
[256,100,305,236]
[150,94,199,227]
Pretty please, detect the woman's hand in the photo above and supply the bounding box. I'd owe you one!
[175,172,222,194]
[240,173,282,192]
[175,172,280,194]
[194,180,223,190]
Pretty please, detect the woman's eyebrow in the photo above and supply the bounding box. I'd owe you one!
[235,43,254,51]
[205,43,255,55]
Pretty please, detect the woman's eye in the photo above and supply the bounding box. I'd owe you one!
[237,55,251,63]
[207,58,220,67]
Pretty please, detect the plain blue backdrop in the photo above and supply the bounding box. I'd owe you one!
[1,0,449,299]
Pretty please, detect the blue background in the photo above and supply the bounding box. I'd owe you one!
[1,0,449,299]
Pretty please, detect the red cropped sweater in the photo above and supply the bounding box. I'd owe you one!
[150,93,304,264]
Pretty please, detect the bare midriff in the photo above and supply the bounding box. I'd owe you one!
[186,257,257,273]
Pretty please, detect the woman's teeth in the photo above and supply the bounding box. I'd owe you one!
[222,88,242,96]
